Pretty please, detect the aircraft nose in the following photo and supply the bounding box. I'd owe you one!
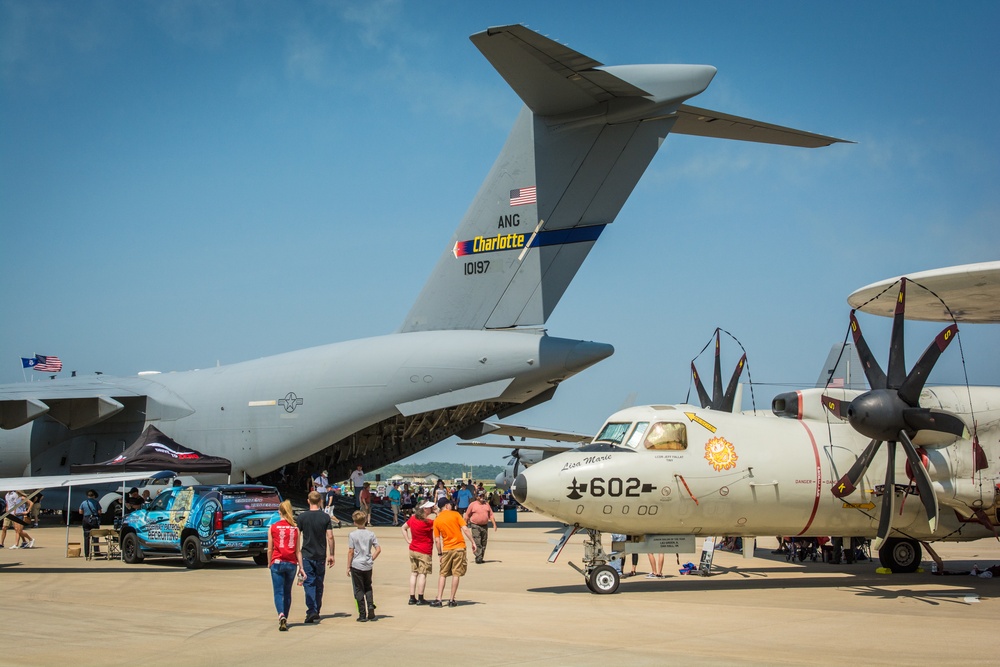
[512,473,527,504]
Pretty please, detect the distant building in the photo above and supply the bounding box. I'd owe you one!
[389,472,441,486]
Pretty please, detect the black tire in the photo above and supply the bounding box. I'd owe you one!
[588,565,620,594]
[121,532,144,564]
[252,552,269,566]
[878,537,921,573]
[182,535,205,569]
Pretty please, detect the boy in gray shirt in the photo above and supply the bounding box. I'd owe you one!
[347,509,381,621]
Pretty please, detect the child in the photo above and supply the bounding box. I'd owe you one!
[347,509,381,622]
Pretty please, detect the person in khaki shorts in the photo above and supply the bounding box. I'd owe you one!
[430,497,476,607]
[402,501,436,605]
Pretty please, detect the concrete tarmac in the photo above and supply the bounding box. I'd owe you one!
[1,514,997,666]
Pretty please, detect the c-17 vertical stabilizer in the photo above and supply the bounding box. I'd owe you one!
[402,25,848,333]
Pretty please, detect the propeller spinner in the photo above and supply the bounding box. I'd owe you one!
[828,278,964,549]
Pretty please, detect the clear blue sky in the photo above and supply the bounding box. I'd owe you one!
[2,1,998,468]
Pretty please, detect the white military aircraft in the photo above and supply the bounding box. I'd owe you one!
[511,262,1000,593]
[0,25,845,498]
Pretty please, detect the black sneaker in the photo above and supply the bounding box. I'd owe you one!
[357,615,367,622]
[408,596,417,605]
[448,599,458,608]
[415,598,427,606]
[278,617,288,632]
[304,613,319,624]
[429,600,443,608]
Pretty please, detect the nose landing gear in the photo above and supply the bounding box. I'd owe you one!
[562,527,621,594]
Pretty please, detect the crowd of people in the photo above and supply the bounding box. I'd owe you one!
[304,466,516,528]
[265,485,499,630]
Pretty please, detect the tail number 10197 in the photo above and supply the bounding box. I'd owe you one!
[464,260,490,275]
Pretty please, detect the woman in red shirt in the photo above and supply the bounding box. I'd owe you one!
[267,500,303,631]
[401,501,436,605]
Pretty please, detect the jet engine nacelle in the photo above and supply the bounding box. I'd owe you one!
[772,388,864,422]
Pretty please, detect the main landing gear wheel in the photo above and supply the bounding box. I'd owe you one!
[587,565,620,594]
[878,537,921,573]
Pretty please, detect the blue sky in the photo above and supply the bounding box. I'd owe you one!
[2,1,998,468]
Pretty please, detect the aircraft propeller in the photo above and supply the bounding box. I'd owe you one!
[691,330,747,412]
[828,278,965,549]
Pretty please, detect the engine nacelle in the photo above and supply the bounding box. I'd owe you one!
[772,388,864,422]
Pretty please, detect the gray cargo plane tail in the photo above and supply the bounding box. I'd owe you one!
[0,25,846,490]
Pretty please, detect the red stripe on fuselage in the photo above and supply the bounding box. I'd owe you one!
[795,420,822,536]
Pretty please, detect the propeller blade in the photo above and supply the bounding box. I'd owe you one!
[720,354,747,413]
[850,311,887,390]
[872,442,897,552]
[902,408,967,437]
[899,431,938,533]
[691,362,712,409]
[821,394,847,420]
[832,439,882,498]
[897,323,959,406]
[886,279,907,388]
[711,331,723,408]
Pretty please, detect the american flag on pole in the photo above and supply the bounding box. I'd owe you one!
[509,186,537,207]
[34,355,62,372]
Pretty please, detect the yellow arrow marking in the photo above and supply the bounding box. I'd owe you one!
[684,412,717,433]
[842,502,876,510]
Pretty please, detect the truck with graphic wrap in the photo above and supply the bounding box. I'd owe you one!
[119,484,280,568]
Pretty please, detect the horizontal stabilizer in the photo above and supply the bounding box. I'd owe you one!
[673,105,852,148]
[472,24,651,116]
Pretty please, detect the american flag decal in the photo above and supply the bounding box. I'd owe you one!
[509,186,537,207]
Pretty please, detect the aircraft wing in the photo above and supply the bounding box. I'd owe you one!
[472,421,594,444]
[848,261,1000,323]
[0,375,192,430]
[0,470,170,493]
[672,105,851,148]
[458,440,575,454]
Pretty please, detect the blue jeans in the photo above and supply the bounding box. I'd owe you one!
[269,561,297,618]
[302,558,325,616]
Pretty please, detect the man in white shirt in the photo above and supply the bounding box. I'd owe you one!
[349,465,365,508]
[313,470,331,507]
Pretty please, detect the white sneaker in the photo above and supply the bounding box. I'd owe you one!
[8,545,19,549]
[25,540,35,548]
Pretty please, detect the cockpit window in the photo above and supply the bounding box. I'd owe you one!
[594,422,631,445]
[644,422,687,450]
[624,422,649,449]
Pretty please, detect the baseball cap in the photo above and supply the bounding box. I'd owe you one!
[437,497,452,509]
[420,501,435,509]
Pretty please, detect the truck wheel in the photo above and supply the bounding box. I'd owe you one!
[182,535,205,569]
[121,532,144,564]
[252,552,269,566]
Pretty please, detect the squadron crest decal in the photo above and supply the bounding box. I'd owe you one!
[704,436,738,472]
